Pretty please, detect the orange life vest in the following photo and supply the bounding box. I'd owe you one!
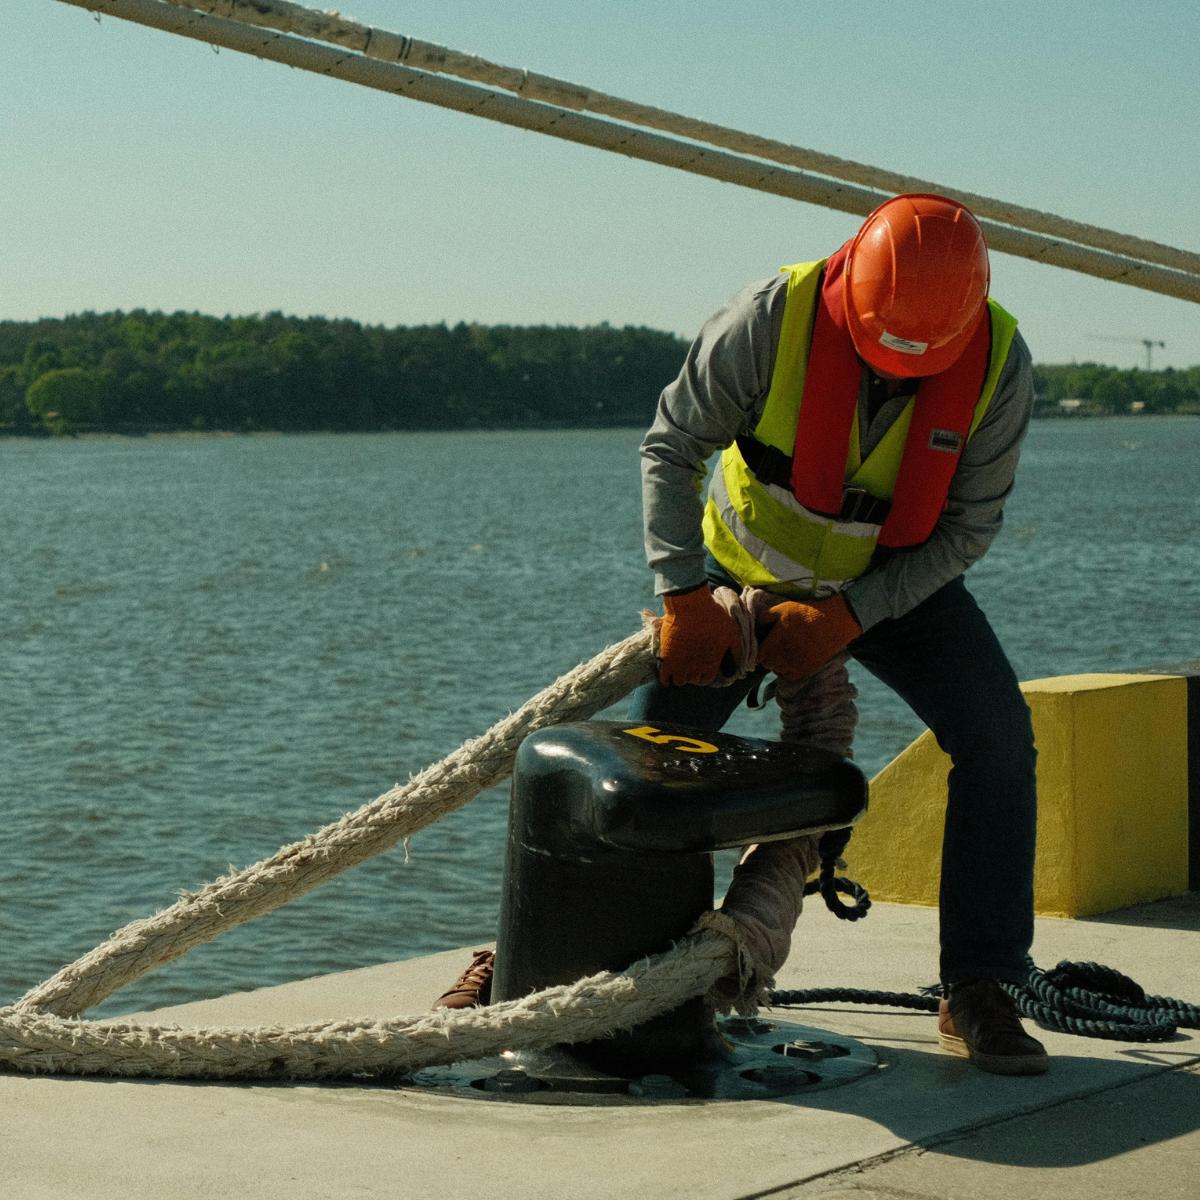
[790,243,992,548]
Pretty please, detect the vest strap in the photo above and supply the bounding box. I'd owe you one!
[735,436,891,526]
[734,435,794,492]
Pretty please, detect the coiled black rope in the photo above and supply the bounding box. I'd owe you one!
[769,956,1200,1044]
[1003,958,1200,1042]
[786,832,1198,1041]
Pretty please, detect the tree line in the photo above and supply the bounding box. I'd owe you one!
[0,311,690,435]
[1032,362,1200,417]
[0,310,1197,435]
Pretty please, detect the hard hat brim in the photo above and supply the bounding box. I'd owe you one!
[845,289,988,378]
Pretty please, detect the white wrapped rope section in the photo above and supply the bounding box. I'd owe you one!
[1,929,736,1080]
[58,0,1200,305]
[148,0,1200,282]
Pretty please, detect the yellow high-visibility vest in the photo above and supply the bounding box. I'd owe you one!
[701,259,1018,598]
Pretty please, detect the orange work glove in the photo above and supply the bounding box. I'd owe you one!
[658,584,743,686]
[756,593,862,682]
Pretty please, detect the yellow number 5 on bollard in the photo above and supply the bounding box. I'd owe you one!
[622,726,720,754]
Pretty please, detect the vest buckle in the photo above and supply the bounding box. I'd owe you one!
[839,487,890,526]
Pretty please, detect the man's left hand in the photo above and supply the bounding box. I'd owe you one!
[757,594,862,681]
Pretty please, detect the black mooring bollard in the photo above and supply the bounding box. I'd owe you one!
[491,720,868,1079]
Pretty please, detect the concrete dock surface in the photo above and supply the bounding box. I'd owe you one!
[3,894,1198,1199]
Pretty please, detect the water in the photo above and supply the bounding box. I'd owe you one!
[2,419,1197,1016]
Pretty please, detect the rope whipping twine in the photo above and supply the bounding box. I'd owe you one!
[769,957,1200,1043]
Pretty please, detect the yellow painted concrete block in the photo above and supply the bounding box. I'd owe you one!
[846,673,1189,917]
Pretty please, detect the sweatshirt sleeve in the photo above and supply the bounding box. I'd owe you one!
[640,276,787,595]
[843,329,1035,631]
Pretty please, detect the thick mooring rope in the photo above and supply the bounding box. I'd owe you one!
[56,0,1200,306]
[5,627,739,1077]
[4,608,1193,1076]
[0,599,842,1079]
[152,0,1200,279]
[17,629,657,1020]
[2,929,735,1080]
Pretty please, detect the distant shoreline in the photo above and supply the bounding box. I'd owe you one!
[1031,410,1199,421]
[2,410,1196,443]
[0,419,656,440]
[4,312,1198,437]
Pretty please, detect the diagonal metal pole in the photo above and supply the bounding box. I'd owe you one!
[54,0,1200,305]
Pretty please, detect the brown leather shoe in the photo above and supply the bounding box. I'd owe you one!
[431,949,495,1010]
[938,979,1049,1076]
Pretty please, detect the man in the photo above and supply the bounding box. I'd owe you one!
[631,193,1047,1076]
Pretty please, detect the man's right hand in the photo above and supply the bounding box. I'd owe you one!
[658,584,742,686]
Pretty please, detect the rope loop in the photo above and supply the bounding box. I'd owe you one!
[804,862,872,921]
[804,829,872,922]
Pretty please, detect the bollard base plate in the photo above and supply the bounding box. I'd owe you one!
[397,1015,877,1106]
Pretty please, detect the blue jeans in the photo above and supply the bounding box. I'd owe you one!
[628,561,1037,986]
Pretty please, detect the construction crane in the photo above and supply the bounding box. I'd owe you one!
[1087,335,1167,369]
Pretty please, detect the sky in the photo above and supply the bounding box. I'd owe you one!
[4,0,1199,368]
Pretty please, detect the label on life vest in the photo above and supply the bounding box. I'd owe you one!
[929,428,964,453]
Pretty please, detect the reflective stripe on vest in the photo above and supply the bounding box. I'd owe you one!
[702,258,1019,598]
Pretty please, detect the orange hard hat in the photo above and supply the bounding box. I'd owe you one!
[843,193,990,377]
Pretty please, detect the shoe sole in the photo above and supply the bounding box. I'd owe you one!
[938,1030,1050,1076]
